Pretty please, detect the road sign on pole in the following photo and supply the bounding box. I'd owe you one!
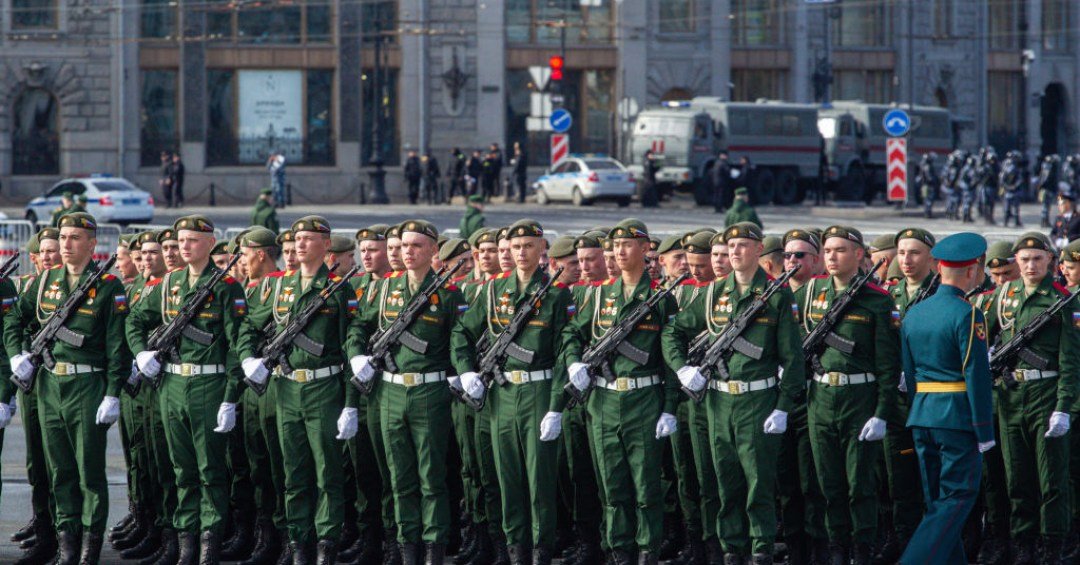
[883,109,911,137]
[887,138,908,203]
[550,109,572,133]
[551,134,569,168]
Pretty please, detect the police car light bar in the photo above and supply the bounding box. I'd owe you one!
[662,101,691,108]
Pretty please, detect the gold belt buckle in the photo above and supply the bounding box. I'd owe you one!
[54,362,71,376]
[510,370,525,384]
[1013,370,1026,382]
[402,373,419,387]
[828,372,840,386]
[615,377,630,391]
[727,381,743,395]
[181,363,194,377]
[294,369,311,383]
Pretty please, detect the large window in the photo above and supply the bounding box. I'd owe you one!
[832,0,889,47]
[140,71,179,167]
[1042,0,1071,52]
[506,0,613,45]
[988,0,1021,50]
[506,68,614,163]
[140,0,177,39]
[731,69,788,101]
[12,89,59,175]
[12,0,57,29]
[988,72,1023,151]
[362,0,397,44]
[932,0,953,38]
[732,0,783,46]
[202,1,331,44]
[834,70,891,104]
[206,69,335,167]
[361,68,399,167]
[659,0,694,33]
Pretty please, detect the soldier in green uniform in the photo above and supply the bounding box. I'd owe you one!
[251,188,280,233]
[0,244,20,552]
[452,219,573,565]
[6,212,131,564]
[723,187,762,229]
[561,219,680,564]
[1061,239,1080,563]
[460,195,486,240]
[800,226,901,564]
[348,220,468,565]
[547,235,580,286]
[711,232,732,279]
[126,215,248,563]
[1059,240,1080,289]
[898,232,994,565]
[868,234,897,284]
[278,230,299,272]
[239,216,360,563]
[328,235,358,277]
[665,222,806,564]
[211,241,232,272]
[386,224,406,272]
[10,228,62,565]
[497,227,516,273]
[758,235,784,279]
[982,232,1080,562]
[49,192,77,226]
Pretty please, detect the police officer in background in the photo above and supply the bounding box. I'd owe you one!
[898,233,994,565]
[999,151,1025,228]
[915,153,939,219]
[1036,155,1061,228]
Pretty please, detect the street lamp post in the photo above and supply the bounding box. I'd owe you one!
[368,19,389,204]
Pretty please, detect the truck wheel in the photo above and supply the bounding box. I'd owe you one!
[775,170,799,205]
[753,170,776,205]
[693,178,713,206]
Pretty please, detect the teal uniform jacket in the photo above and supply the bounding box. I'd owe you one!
[900,284,994,444]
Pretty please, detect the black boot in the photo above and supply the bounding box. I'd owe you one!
[113,511,150,551]
[533,545,553,565]
[872,529,909,564]
[222,513,256,560]
[199,530,220,565]
[706,538,724,565]
[828,543,850,565]
[177,531,199,565]
[464,528,493,565]
[291,541,315,565]
[426,542,446,565]
[78,532,103,565]
[977,533,1009,565]
[638,550,658,565]
[1042,536,1064,564]
[14,519,58,565]
[723,554,745,565]
[111,504,136,535]
[240,521,279,565]
[1013,535,1036,564]
[851,542,872,565]
[12,517,37,542]
[492,534,511,565]
[57,530,82,565]
[274,541,294,565]
[316,540,337,565]
[145,528,178,565]
[121,526,162,560]
[507,544,529,565]
[610,549,634,565]
[658,516,680,561]
[750,553,773,565]
[809,537,829,565]
[401,542,424,565]
[571,538,603,565]
[456,523,477,564]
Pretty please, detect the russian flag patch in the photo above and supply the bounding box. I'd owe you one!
[567,303,577,316]
[457,304,469,314]
[234,297,247,316]
[1,296,15,313]
[113,294,128,313]
[347,298,359,316]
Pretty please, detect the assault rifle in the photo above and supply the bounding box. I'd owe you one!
[990,286,1080,389]
[683,265,799,403]
[0,254,19,280]
[908,273,941,309]
[352,259,466,395]
[13,254,118,393]
[136,254,242,391]
[802,259,885,375]
[247,263,360,396]
[563,273,690,410]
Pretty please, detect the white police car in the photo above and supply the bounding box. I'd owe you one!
[533,155,636,207]
[25,175,155,225]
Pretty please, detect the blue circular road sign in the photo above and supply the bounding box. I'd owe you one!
[883,109,911,137]
[550,109,573,133]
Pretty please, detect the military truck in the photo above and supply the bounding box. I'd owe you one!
[817,101,955,202]
[627,98,823,205]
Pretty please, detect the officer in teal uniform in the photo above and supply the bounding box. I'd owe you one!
[898,233,995,565]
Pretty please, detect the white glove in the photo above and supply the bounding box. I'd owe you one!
[448,376,463,391]
[95,396,120,426]
[10,351,34,382]
[677,366,706,392]
[127,361,141,388]
[763,409,788,434]
[858,416,887,442]
[898,372,907,393]
[242,357,270,385]
[539,411,563,441]
[336,407,359,440]
[459,371,486,400]
[0,402,13,429]
[1045,411,1071,438]
[655,412,678,439]
[978,440,996,453]
[213,402,237,433]
[136,350,161,378]
[568,362,590,392]
[350,355,375,383]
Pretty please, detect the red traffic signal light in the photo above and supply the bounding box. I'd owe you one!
[549,55,564,81]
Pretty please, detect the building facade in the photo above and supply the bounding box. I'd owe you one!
[0,0,1075,203]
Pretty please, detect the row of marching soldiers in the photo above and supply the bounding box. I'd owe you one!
[919,147,1080,228]
[1,212,1079,565]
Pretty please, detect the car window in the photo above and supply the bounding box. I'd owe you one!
[46,182,84,198]
[584,160,621,170]
[92,180,137,192]
[564,162,579,173]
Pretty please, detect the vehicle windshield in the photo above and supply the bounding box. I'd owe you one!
[584,160,621,171]
[817,117,837,138]
[92,180,138,192]
[635,116,691,136]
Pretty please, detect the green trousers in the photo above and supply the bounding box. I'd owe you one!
[145,386,178,528]
[882,400,924,534]
[707,388,782,555]
[490,380,558,548]
[242,385,281,526]
[365,385,396,533]
[159,372,229,534]
[227,401,255,520]
[473,402,503,537]
[346,397,384,536]
[451,401,479,521]
[276,376,345,543]
[671,401,702,540]
[587,386,664,553]
[997,379,1070,538]
[378,380,452,544]
[807,382,880,545]
[561,401,601,543]
[38,370,110,535]
[777,403,827,542]
[689,396,721,543]
[122,392,153,515]
[19,386,56,524]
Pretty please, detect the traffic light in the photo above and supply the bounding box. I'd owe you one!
[549,55,564,82]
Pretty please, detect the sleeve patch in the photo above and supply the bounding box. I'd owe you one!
[567,303,577,316]
[1073,311,1080,330]
[1,296,16,313]
[347,298,359,316]
[890,309,901,327]
[113,294,128,313]
[233,297,247,316]
[975,321,987,341]
[457,304,469,314]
